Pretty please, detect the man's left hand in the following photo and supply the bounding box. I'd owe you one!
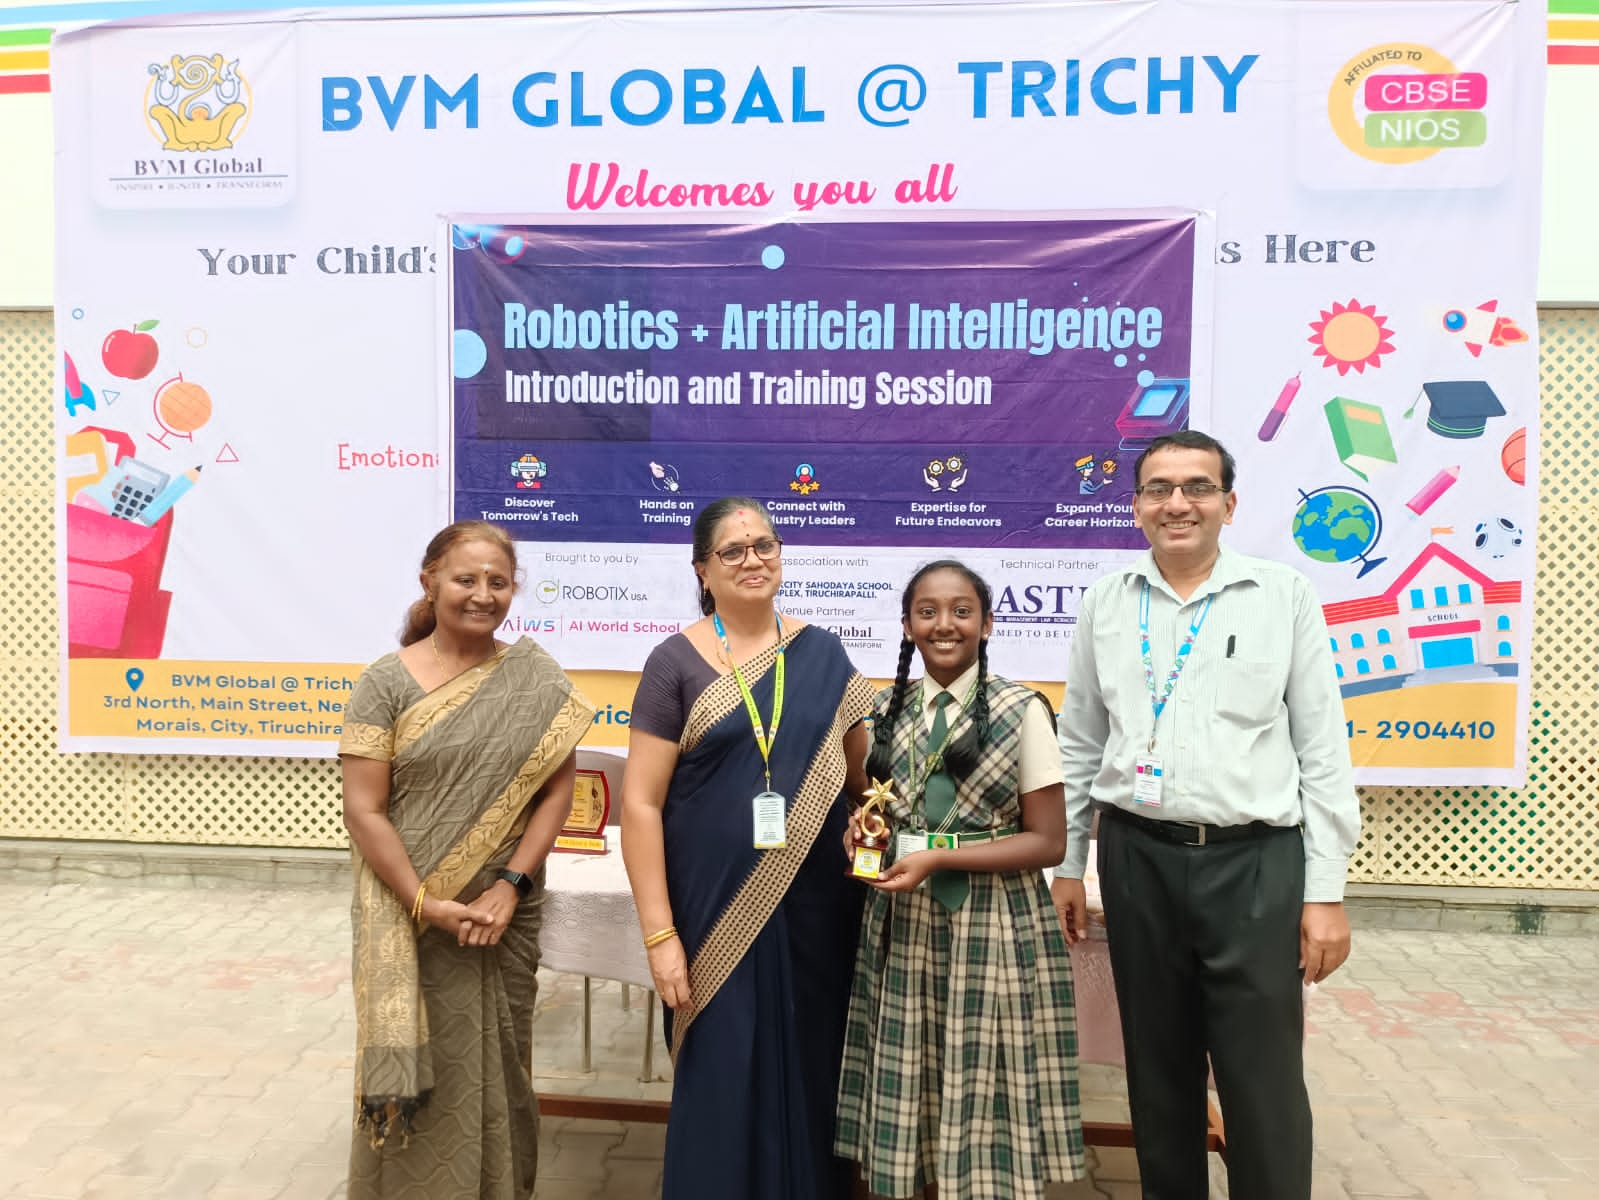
[1300,901,1351,983]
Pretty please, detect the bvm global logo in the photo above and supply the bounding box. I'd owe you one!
[1328,43,1487,163]
[99,39,294,207]
[145,54,251,151]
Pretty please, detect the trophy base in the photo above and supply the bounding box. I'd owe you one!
[850,842,887,880]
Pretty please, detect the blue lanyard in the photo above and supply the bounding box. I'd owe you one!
[1139,580,1212,748]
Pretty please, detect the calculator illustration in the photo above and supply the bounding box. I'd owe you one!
[110,458,171,521]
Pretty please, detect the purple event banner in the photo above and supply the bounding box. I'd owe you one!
[450,217,1194,548]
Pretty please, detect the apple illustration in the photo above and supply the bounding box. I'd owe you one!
[101,320,160,380]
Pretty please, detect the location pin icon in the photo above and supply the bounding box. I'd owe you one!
[125,667,144,692]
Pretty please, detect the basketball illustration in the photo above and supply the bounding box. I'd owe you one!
[1501,426,1526,486]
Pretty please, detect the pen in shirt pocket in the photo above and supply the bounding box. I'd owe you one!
[1226,635,1235,658]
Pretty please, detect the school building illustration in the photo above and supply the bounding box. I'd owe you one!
[1321,543,1522,698]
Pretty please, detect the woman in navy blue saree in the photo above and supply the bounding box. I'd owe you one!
[622,497,875,1200]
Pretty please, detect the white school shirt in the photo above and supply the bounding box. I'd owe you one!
[916,661,1062,795]
[1053,545,1360,902]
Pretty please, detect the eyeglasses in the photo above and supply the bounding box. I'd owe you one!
[1134,481,1227,501]
[710,537,784,567]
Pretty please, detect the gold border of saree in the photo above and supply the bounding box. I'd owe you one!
[669,632,875,1061]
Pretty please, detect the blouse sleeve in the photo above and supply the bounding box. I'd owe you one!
[1016,692,1066,793]
[338,659,400,761]
[629,637,689,743]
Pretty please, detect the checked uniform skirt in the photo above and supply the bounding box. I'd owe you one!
[835,868,1086,1200]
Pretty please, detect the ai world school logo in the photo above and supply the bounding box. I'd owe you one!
[1328,43,1488,163]
[145,54,251,151]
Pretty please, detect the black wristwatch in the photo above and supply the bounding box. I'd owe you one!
[497,869,534,898]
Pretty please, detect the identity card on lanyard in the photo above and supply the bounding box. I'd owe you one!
[1135,581,1212,807]
[715,613,788,848]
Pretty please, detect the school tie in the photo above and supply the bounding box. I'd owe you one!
[923,693,968,911]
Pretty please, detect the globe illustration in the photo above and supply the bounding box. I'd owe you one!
[1291,486,1388,579]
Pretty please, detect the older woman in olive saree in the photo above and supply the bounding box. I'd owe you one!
[341,522,593,1199]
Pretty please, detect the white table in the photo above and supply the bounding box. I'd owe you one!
[542,829,652,989]
[538,829,668,1122]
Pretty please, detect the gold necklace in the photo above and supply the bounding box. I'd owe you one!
[431,632,493,680]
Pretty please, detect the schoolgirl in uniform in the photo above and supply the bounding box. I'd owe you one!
[836,559,1086,1200]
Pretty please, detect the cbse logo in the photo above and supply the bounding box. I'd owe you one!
[1328,44,1487,164]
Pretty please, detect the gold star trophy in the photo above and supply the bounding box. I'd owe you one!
[849,778,895,880]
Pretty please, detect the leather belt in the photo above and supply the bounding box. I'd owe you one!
[1102,804,1287,848]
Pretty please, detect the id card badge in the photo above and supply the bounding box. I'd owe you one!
[1133,754,1164,807]
[752,791,787,848]
[893,831,932,888]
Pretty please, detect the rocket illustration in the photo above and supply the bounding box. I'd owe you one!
[1441,301,1528,357]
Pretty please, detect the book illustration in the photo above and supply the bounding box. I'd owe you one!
[1323,396,1398,480]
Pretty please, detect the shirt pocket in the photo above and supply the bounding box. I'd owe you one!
[1212,658,1288,727]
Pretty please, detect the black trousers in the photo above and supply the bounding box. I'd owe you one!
[1098,810,1312,1200]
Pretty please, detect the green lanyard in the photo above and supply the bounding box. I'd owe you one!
[713,613,785,793]
[907,678,978,831]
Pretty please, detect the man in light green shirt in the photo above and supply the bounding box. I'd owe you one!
[1051,430,1359,1200]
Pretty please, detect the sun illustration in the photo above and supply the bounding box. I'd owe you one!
[1308,300,1395,375]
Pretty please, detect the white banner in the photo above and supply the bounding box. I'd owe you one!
[52,0,1544,784]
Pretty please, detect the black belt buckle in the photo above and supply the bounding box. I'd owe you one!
[1184,822,1208,847]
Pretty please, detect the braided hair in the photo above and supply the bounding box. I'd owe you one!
[865,559,994,784]
[865,634,918,783]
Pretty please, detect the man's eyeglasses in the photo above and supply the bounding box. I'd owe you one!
[710,537,784,567]
[1134,481,1227,502]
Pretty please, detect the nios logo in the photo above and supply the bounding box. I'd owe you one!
[535,580,559,603]
[1328,44,1487,163]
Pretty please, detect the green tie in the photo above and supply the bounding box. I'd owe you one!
[924,692,968,911]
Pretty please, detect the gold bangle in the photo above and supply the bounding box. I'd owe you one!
[411,883,427,927]
[642,926,678,949]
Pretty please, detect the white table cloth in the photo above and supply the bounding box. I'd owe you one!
[541,829,653,989]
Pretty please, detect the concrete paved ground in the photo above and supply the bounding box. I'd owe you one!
[2,874,1596,1199]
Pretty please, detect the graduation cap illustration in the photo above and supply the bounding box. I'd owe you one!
[1408,381,1505,440]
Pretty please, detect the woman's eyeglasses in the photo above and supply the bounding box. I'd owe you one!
[711,537,784,567]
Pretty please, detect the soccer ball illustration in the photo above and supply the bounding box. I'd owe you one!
[1473,517,1523,559]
